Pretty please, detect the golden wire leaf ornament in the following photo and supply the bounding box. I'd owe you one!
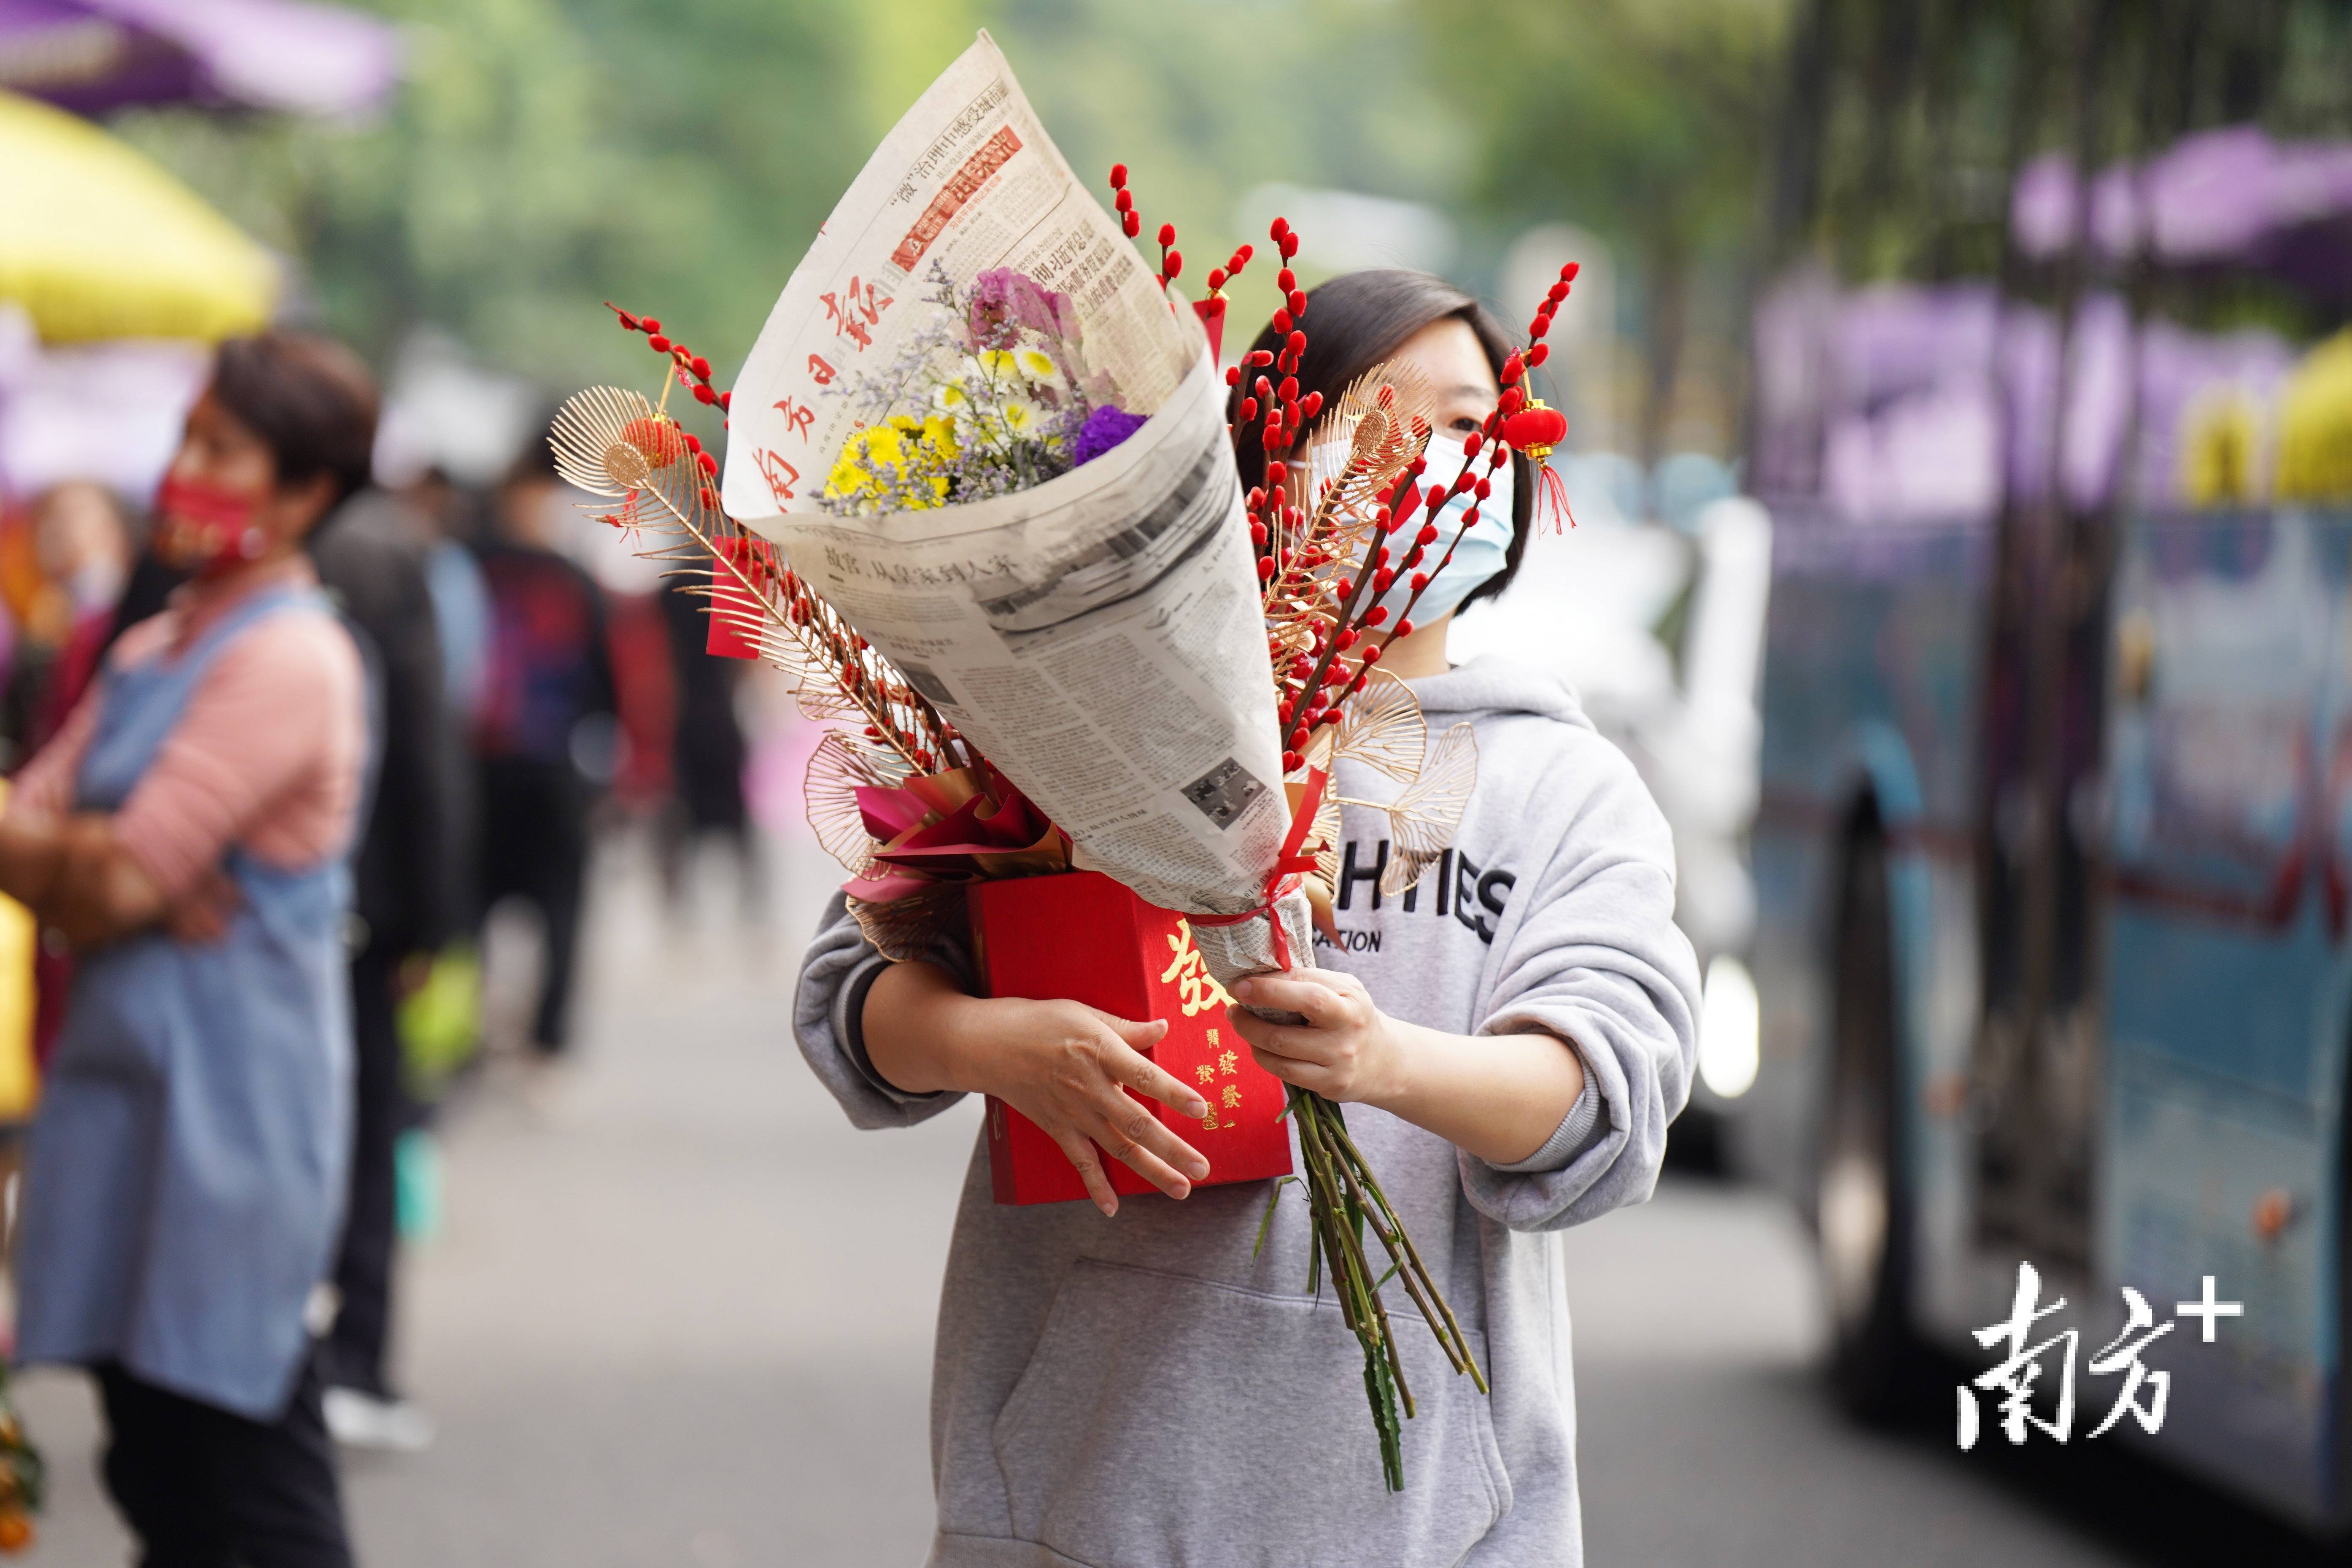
[1265,359,1433,629]
[547,387,967,777]
[1325,667,1425,783]
[1377,721,1478,898]
[1327,361,1433,513]
[1310,780,1343,894]
[804,731,909,878]
[550,386,663,495]
[847,886,959,962]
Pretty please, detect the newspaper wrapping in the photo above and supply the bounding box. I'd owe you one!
[719,32,1310,988]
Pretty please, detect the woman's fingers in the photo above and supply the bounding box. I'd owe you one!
[1231,970,1354,1027]
[1226,1004,1341,1068]
[1250,1044,1338,1096]
[1104,1040,1211,1120]
[159,866,240,945]
[1087,1078,1208,1189]
[1085,1006,1169,1051]
[1051,1128,1122,1217]
[1030,1001,1223,1213]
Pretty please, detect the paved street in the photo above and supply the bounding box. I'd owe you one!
[10,830,2335,1565]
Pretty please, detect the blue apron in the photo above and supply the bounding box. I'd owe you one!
[13,585,354,1420]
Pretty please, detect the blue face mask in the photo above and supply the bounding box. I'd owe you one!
[1369,436,1516,627]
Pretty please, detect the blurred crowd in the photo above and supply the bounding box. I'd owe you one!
[0,342,764,1458]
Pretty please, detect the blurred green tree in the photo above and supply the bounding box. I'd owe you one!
[113,0,872,392]
[109,0,1476,395]
[1418,0,1795,459]
[111,0,1816,453]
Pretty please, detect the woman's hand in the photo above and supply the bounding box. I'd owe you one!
[162,866,242,945]
[45,815,174,950]
[1225,968,1407,1103]
[1227,966,1591,1167]
[861,959,1214,1216]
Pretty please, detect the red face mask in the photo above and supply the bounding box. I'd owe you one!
[154,474,267,578]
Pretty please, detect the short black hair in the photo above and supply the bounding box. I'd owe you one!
[1228,269,1529,613]
[209,331,380,507]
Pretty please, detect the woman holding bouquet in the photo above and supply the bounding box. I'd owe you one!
[795,270,1697,1567]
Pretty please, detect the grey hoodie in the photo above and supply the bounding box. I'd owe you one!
[793,654,1699,1568]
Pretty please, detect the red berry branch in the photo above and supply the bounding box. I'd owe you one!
[607,302,734,412]
[1230,245,1578,776]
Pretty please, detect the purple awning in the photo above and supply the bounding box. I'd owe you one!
[0,0,396,117]
[2011,125,2352,296]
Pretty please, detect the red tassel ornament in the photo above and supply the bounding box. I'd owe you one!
[1500,397,1573,532]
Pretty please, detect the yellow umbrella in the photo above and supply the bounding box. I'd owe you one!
[0,88,278,345]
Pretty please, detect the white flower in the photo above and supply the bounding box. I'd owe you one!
[1014,347,1059,383]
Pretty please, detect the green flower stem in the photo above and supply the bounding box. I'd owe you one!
[1326,1126,1464,1384]
[1315,1105,1421,1402]
[1327,1117,1489,1394]
[1292,1098,1406,1487]
[1281,1079,1493,1489]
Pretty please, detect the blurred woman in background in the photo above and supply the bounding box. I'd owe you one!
[23,480,130,753]
[471,431,615,1060]
[0,332,375,1567]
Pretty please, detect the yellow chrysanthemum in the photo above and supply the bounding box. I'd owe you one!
[919,413,960,459]
[826,423,904,501]
[827,415,960,510]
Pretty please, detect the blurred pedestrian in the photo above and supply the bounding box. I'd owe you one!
[472,431,615,1058]
[7,483,139,1077]
[24,480,130,750]
[406,464,491,720]
[0,331,376,1568]
[658,578,761,916]
[308,478,459,1450]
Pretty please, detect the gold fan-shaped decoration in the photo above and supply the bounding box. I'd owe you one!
[1322,361,1433,518]
[550,385,655,495]
[1310,666,1424,783]
[805,730,910,878]
[1267,361,1432,629]
[848,887,962,962]
[548,386,965,778]
[1309,779,1343,893]
[1298,665,1469,904]
[1377,721,1478,898]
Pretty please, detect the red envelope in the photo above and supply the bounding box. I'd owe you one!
[706,534,776,660]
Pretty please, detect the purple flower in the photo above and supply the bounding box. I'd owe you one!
[966,269,1022,350]
[968,267,1080,353]
[1071,404,1148,467]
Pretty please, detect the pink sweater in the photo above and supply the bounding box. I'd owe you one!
[7,558,367,898]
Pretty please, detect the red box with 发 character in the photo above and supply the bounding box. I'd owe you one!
[967,870,1295,1205]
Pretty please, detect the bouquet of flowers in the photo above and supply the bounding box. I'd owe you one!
[548,32,1575,1490]
[818,259,1150,514]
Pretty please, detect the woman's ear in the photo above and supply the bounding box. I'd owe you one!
[275,472,341,541]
